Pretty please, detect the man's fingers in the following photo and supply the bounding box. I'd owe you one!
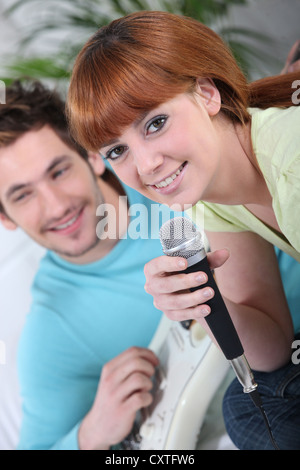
[101,347,159,385]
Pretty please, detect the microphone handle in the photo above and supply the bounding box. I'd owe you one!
[184,256,244,360]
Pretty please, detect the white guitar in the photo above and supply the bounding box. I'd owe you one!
[122,316,229,450]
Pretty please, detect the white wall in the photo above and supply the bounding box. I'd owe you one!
[227,0,300,78]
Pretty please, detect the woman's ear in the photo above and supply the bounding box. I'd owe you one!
[0,212,18,231]
[87,152,106,176]
[195,78,221,116]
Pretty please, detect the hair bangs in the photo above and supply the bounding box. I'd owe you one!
[68,41,190,152]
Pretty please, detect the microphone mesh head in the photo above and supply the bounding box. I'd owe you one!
[159,217,204,259]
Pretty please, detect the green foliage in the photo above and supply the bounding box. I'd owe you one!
[2,0,277,84]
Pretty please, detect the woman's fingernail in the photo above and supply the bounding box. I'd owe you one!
[203,288,214,298]
[201,306,211,315]
[196,273,207,283]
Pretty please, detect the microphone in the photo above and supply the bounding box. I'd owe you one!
[159,216,257,395]
[159,217,282,450]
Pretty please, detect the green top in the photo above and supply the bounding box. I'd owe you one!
[187,106,300,262]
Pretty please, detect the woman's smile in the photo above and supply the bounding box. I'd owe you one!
[147,162,188,194]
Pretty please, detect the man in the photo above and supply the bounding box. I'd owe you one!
[0,80,183,450]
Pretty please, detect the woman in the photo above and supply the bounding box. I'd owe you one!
[67,11,300,449]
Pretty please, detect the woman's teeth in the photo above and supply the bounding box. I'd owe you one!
[154,163,185,189]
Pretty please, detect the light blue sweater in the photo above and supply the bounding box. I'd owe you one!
[17,184,180,450]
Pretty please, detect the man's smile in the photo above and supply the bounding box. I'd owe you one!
[47,206,84,235]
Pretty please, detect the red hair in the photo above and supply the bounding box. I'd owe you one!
[67,11,299,152]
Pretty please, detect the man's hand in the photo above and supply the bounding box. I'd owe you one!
[78,346,159,450]
[144,249,230,322]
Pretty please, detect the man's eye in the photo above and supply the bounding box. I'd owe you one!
[106,145,127,160]
[146,115,167,134]
[53,166,70,179]
[14,192,31,203]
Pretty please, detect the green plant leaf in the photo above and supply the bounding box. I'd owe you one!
[2,0,277,82]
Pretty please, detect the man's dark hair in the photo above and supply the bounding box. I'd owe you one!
[0,80,89,212]
[0,80,88,155]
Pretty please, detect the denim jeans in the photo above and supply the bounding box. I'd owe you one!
[223,335,300,450]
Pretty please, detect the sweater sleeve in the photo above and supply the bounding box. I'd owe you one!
[17,306,96,450]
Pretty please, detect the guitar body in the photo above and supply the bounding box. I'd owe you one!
[123,316,229,450]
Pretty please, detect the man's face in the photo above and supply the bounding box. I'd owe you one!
[0,125,105,262]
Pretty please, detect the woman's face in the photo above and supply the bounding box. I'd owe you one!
[100,79,222,210]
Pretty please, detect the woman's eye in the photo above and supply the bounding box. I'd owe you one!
[106,145,127,160]
[146,116,167,135]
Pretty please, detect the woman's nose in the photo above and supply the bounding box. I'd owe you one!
[133,147,164,176]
